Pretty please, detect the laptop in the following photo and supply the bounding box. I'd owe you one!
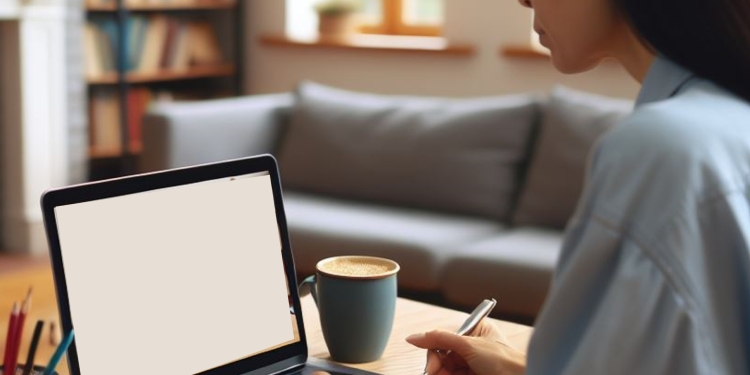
[41,155,380,375]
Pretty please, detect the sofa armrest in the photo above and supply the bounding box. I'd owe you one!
[139,93,292,172]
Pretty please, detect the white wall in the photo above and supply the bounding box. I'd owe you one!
[245,0,641,99]
[1,3,70,254]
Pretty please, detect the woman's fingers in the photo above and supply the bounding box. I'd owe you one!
[474,320,506,343]
[423,349,470,375]
[406,330,473,357]
[442,351,469,370]
[425,349,443,374]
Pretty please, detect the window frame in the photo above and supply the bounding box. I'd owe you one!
[359,0,442,37]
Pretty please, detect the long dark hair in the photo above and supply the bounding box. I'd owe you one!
[614,0,750,102]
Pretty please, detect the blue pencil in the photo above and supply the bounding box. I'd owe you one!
[41,329,74,375]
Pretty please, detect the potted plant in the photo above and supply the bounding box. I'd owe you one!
[315,0,362,36]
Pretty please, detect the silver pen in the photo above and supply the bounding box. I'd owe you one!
[422,298,497,375]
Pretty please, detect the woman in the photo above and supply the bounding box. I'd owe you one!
[406,0,750,374]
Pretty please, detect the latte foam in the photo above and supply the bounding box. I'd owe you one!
[318,257,398,278]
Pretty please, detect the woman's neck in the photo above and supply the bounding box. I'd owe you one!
[612,26,657,83]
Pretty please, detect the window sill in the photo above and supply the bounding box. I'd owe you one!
[260,34,476,56]
[501,45,550,59]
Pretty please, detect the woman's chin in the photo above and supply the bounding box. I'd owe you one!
[551,53,602,74]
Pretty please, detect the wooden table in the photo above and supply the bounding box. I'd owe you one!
[300,294,532,374]
[0,266,532,375]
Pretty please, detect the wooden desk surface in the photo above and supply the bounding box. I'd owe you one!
[300,293,532,374]
[0,266,532,375]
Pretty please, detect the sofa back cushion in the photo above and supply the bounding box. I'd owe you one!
[278,82,540,221]
[513,85,633,229]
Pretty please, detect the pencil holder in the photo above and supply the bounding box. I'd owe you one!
[0,364,58,375]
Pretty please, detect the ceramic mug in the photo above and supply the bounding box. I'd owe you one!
[299,256,399,363]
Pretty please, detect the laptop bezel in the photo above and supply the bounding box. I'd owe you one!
[41,155,309,375]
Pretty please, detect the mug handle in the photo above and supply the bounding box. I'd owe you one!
[298,275,319,306]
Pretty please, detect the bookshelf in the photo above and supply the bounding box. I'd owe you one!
[87,1,236,12]
[84,0,244,180]
[87,64,236,84]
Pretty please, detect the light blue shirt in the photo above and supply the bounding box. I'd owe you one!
[527,55,750,374]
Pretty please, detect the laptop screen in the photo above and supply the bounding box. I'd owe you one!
[53,171,300,375]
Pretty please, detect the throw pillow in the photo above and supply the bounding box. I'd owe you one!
[513,85,633,229]
[278,81,541,221]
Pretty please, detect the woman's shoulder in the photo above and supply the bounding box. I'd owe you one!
[598,79,750,168]
[585,79,750,211]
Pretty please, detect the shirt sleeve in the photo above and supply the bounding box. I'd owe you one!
[523,96,750,374]
[526,212,711,375]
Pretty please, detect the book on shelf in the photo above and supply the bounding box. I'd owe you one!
[126,88,153,149]
[90,88,153,156]
[85,19,119,79]
[85,14,225,80]
[84,24,104,78]
[185,22,223,66]
[89,89,122,155]
[131,16,224,73]
[137,15,169,73]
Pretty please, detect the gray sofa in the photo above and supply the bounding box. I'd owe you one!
[140,82,633,319]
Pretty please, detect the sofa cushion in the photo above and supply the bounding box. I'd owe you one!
[278,81,540,222]
[513,86,633,229]
[441,228,563,318]
[283,191,505,291]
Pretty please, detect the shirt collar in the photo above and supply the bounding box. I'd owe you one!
[635,54,697,108]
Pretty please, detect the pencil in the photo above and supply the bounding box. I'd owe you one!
[21,321,43,375]
[9,288,33,373]
[41,329,74,375]
[3,302,20,373]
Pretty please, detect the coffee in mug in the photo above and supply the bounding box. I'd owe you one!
[299,256,399,363]
[317,257,397,278]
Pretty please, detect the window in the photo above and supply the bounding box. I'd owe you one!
[359,0,444,36]
[286,0,445,39]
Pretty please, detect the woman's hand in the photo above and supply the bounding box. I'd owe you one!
[406,321,526,375]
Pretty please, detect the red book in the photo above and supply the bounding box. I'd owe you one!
[2,302,20,372]
[127,88,151,149]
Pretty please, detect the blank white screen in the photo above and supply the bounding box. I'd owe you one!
[54,174,294,375]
